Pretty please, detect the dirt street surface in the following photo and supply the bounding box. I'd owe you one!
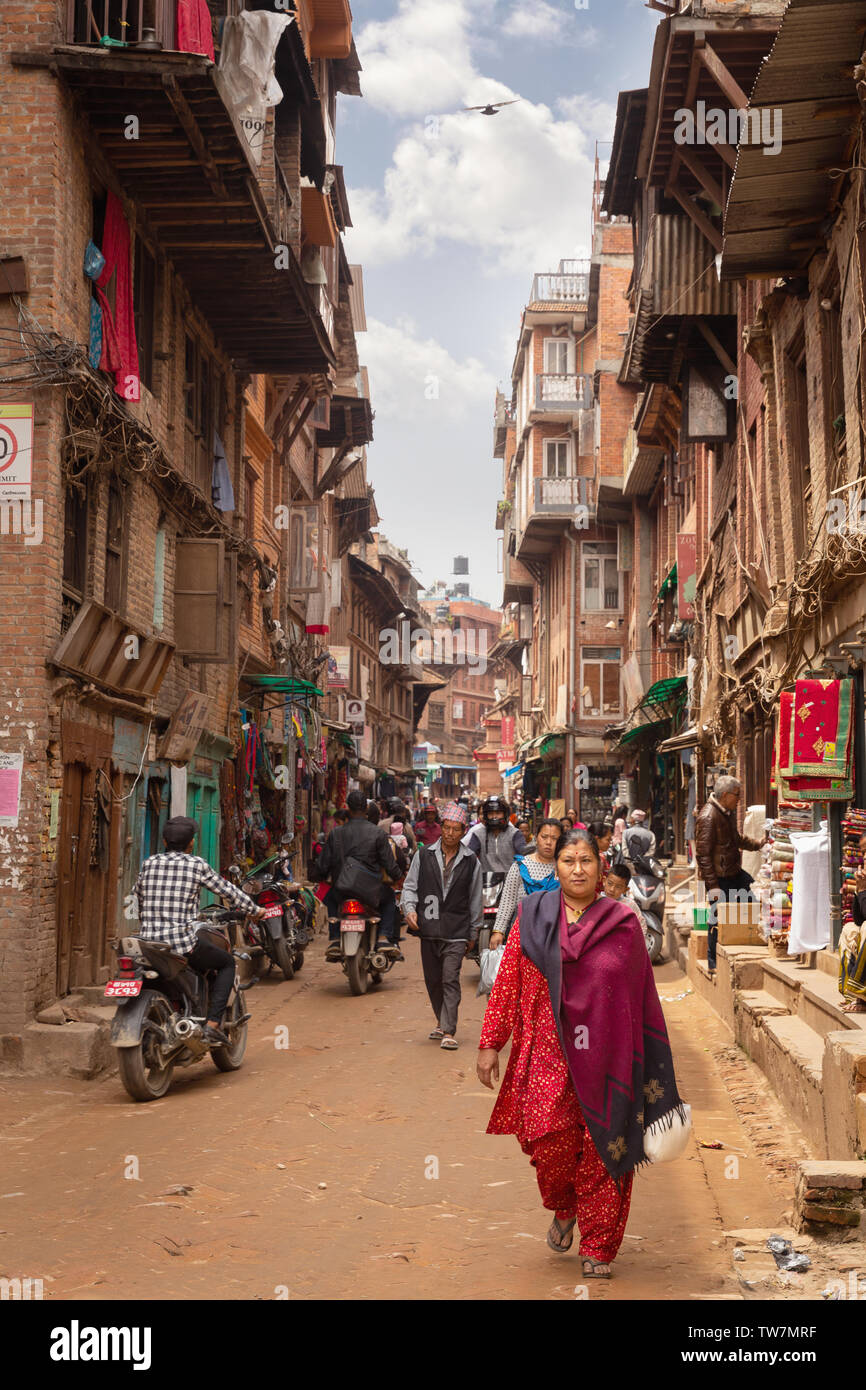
[0,941,846,1301]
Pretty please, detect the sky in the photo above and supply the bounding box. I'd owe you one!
[338,0,660,607]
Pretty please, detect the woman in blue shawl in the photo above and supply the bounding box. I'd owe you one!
[490,819,561,947]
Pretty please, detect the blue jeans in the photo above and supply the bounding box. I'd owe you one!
[707,871,755,970]
[326,885,399,944]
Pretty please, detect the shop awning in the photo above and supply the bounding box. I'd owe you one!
[618,717,672,749]
[640,677,686,712]
[242,676,324,698]
[657,725,701,754]
[658,564,677,600]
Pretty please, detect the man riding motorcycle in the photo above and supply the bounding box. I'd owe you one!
[131,816,267,1046]
[465,796,527,872]
[317,789,404,962]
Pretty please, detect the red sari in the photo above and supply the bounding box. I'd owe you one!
[479,907,632,1262]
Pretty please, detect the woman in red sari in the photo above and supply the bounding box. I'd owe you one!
[477,829,685,1279]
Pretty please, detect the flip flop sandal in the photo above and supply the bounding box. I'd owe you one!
[581,1256,612,1279]
[546,1217,576,1254]
[440,1037,459,1050]
[429,1028,444,1040]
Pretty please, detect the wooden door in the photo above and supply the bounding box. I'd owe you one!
[56,759,117,994]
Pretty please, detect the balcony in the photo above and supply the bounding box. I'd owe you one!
[17,6,335,375]
[516,477,596,561]
[530,264,590,306]
[534,373,593,415]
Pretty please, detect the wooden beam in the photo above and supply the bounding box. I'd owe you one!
[696,319,736,377]
[161,74,228,200]
[699,42,750,112]
[286,398,316,451]
[267,380,307,439]
[676,145,725,211]
[668,184,723,252]
[667,36,706,192]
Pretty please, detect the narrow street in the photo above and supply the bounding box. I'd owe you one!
[0,941,808,1302]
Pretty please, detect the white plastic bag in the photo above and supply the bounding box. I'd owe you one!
[643,1103,692,1164]
[477,945,505,997]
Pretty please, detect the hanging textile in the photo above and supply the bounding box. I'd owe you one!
[94,192,140,403]
[788,677,852,778]
[176,0,215,60]
[777,689,852,800]
[788,823,831,955]
[212,431,235,511]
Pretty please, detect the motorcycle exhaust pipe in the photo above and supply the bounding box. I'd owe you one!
[370,951,388,971]
[173,1018,201,1039]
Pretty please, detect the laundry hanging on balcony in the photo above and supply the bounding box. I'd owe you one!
[218,10,293,165]
[176,0,215,61]
[93,192,140,403]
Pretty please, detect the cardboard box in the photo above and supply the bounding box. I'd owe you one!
[716,901,763,945]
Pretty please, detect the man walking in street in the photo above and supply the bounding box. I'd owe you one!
[695,775,764,974]
[402,802,482,1051]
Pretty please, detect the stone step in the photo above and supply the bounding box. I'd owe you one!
[799,966,866,1038]
[763,1014,824,1087]
[762,957,803,1010]
[817,948,839,979]
[738,988,790,1020]
[15,1022,113,1080]
[73,984,112,1006]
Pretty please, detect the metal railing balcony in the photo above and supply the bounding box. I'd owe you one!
[534,373,593,411]
[530,272,589,304]
[66,0,243,48]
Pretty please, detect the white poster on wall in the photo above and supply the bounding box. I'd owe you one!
[0,751,23,827]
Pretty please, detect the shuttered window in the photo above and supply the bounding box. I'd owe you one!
[173,538,235,663]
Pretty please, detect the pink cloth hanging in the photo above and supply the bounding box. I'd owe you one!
[176,0,216,60]
[94,192,140,403]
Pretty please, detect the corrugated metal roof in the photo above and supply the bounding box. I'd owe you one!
[722,0,866,279]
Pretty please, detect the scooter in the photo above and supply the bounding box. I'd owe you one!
[627,850,666,963]
[106,914,251,1102]
[330,897,399,996]
[469,871,505,964]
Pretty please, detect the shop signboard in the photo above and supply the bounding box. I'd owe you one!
[157,691,211,764]
[677,533,697,620]
[346,698,365,733]
[327,646,350,689]
[413,746,428,769]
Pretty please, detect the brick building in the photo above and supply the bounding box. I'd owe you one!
[493,190,638,825]
[0,1,381,1055]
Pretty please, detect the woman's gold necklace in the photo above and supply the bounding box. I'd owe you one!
[564,901,589,923]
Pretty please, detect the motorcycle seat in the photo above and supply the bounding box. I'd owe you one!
[138,939,189,977]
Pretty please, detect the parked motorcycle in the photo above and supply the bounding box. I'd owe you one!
[329,896,398,996]
[625,840,666,964]
[212,849,315,985]
[106,915,251,1102]
[468,870,505,964]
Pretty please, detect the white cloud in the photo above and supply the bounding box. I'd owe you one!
[346,0,614,273]
[360,316,497,424]
[356,0,501,119]
[345,96,605,273]
[505,0,578,40]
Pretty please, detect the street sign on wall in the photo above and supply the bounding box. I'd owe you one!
[0,403,33,500]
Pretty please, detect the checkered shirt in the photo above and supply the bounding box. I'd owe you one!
[133,852,258,954]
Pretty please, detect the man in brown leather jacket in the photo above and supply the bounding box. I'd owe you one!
[695,775,764,972]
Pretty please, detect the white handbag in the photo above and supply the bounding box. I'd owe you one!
[643,1103,693,1164]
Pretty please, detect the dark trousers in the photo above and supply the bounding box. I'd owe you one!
[420,938,466,1037]
[707,871,755,970]
[326,885,399,943]
[187,937,235,1021]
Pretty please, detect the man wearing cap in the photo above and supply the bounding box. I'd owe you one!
[132,816,266,1046]
[401,801,482,1050]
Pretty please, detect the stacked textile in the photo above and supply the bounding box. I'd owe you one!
[841,808,866,929]
[760,802,811,947]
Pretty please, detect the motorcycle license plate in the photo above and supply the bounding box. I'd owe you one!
[261,905,283,919]
[105,980,142,998]
[341,918,363,932]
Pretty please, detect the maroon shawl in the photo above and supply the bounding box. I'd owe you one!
[519,888,685,1183]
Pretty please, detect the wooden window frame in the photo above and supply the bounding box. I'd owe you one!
[103,476,128,615]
